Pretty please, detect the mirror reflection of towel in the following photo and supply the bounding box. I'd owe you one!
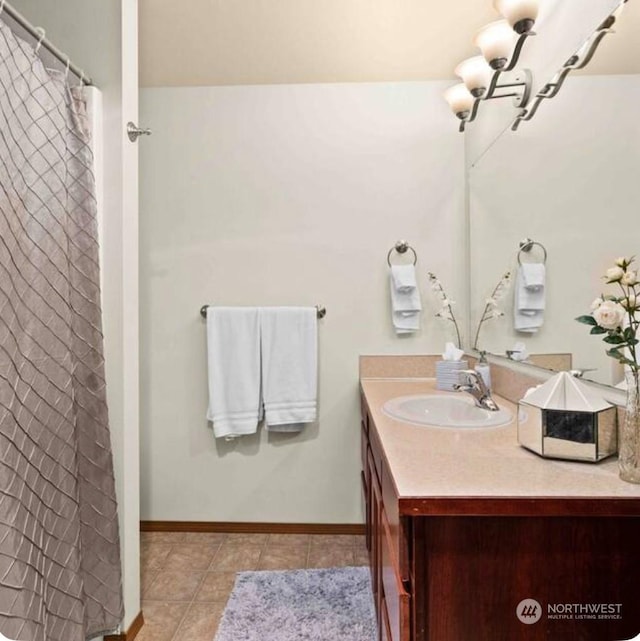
[514,266,545,333]
[521,263,545,290]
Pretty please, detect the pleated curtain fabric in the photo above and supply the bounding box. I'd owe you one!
[0,22,123,641]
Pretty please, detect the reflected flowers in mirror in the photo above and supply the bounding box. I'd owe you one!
[473,270,512,350]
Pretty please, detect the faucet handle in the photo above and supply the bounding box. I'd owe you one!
[459,369,490,392]
[453,369,480,391]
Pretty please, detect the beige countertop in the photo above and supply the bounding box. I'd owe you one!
[361,378,640,503]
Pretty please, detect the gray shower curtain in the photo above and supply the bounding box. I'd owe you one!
[0,21,123,641]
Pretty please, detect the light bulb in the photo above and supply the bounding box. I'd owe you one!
[444,84,474,120]
[455,56,493,97]
[493,0,539,34]
[475,20,517,70]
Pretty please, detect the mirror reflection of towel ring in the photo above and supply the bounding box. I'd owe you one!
[517,238,547,265]
[387,240,418,267]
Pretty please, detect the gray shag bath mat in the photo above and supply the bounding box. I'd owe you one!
[214,566,377,641]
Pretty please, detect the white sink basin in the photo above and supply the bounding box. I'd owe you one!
[382,394,512,428]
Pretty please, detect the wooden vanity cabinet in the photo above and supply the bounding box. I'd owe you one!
[361,396,411,641]
[360,393,640,641]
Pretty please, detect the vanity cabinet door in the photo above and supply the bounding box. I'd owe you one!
[361,422,371,553]
[381,507,411,641]
[369,449,382,604]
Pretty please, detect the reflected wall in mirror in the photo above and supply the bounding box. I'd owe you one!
[468,71,640,387]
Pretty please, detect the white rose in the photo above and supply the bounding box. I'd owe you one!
[615,257,628,268]
[590,297,604,311]
[605,266,625,282]
[592,300,626,330]
[622,270,639,286]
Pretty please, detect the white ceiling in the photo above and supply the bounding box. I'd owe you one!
[139,0,640,87]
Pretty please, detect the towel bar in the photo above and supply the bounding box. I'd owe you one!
[200,305,326,319]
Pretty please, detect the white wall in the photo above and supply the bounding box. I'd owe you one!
[468,75,640,386]
[8,0,140,632]
[139,81,464,522]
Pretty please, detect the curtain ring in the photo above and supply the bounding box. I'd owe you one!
[0,1,6,16]
[64,58,71,79]
[35,27,46,54]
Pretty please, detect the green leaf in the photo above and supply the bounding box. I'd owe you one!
[590,326,608,335]
[603,334,625,344]
[624,327,638,341]
[606,348,622,358]
[576,315,597,326]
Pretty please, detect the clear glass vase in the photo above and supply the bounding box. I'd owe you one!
[619,370,640,484]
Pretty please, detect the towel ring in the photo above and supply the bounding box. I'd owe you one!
[387,240,417,267]
[517,238,547,265]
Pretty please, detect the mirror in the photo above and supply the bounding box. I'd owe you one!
[467,0,640,388]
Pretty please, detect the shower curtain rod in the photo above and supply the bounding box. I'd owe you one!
[1,0,93,85]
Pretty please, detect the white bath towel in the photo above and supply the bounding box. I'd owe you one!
[389,273,422,335]
[390,264,417,293]
[514,267,545,333]
[260,307,318,432]
[206,307,262,438]
[520,262,546,290]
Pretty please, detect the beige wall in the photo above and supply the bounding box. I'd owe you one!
[139,80,464,522]
[138,0,640,88]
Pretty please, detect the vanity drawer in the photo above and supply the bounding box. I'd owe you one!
[381,507,410,641]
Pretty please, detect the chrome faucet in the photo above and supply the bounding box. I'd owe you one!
[453,369,500,412]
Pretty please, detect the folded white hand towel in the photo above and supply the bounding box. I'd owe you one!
[521,263,545,290]
[206,307,262,438]
[390,265,417,293]
[514,268,545,333]
[390,273,422,335]
[260,307,318,432]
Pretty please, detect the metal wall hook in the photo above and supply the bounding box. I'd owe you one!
[127,122,152,142]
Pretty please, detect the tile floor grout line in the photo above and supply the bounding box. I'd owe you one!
[170,570,210,641]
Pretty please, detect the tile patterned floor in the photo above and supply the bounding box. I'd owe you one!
[138,531,368,641]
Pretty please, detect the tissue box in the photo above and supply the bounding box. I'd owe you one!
[517,372,617,462]
[436,360,469,391]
